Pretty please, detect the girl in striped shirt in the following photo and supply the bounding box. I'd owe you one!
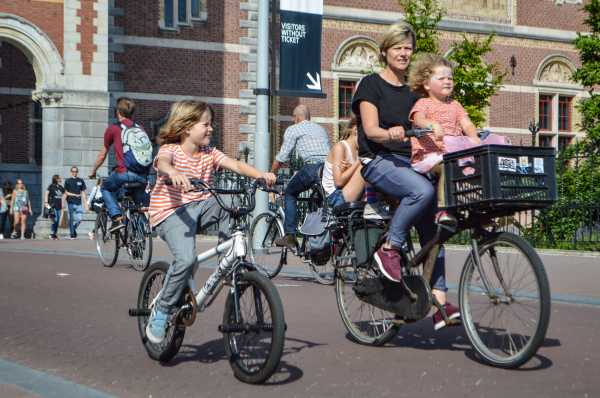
[146,100,276,344]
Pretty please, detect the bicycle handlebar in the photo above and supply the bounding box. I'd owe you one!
[404,128,433,138]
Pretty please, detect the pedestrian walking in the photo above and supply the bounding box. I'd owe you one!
[0,184,9,240]
[64,166,87,239]
[9,179,32,239]
[1,181,13,238]
[44,174,65,240]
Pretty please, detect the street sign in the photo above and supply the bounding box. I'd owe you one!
[278,0,326,98]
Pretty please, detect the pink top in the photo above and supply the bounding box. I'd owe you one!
[408,98,468,163]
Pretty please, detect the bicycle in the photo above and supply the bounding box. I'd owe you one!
[94,181,152,271]
[128,178,285,384]
[248,176,335,285]
[332,129,554,368]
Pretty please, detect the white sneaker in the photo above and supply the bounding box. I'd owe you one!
[0,234,4,240]
[88,231,94,240]
[363,202,391,220]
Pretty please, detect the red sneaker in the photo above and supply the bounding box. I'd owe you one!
[374,246,402,282]
[433,302,461,330]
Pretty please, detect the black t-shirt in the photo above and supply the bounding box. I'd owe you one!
[47,184,65,209]
[352,73,419,159]
[64,177,87,205]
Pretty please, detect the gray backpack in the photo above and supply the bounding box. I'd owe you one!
[300,208,332,266]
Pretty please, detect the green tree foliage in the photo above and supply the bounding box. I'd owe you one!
[398,0,444,54]
[398,0,504,127]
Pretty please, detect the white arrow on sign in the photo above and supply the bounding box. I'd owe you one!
[306,72,321,90]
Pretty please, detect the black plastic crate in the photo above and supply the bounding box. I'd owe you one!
[442,144,557,211]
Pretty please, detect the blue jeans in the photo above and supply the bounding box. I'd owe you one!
[327,189,346,208]
[362,153,447,291]
[101,170,148,219]
[67,203,84,237]
[50,208,61,235]
[283,162,323,235]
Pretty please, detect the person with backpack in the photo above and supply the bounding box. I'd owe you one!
[89,97,152,232]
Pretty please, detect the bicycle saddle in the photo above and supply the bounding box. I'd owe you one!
[122,182,146,190]
[332,201,365,217]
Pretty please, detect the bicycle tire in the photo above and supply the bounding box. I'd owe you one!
[222,271,285,384]
[136,261,185,363]
[248,212,285,279]
[95,211,118,267]
[127,212,153,272]
[335,245,399,346]
[459,232,551,368]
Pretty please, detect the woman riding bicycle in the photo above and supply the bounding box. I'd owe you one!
[351,22,459,329]
[145,100,276,344]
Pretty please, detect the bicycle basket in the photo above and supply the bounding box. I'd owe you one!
[443,144,557,212]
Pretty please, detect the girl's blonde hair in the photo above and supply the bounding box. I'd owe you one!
[339,115,358,141]
[379,22,416,65]
[158,100,214,145]
[408,53,454,97]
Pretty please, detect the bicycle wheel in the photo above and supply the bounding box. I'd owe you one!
[222,271,285,384]
[136,261,186,363]
[95,211,118,267]
[335,246,399,346]
[127,212,153,272]
[459,232,551,368]
[248,212,285,279]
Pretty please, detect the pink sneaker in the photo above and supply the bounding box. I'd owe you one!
[374,246,402,282]
[435,210,457,227]
[433,302,461,330]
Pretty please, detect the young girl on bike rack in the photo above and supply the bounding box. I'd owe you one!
[146,100,275,344]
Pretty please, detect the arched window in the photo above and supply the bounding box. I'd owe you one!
[331,37,379,140]
[534,56,581,150]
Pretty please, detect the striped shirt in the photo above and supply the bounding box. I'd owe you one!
[148,144,225,227]
[275,120,330,164]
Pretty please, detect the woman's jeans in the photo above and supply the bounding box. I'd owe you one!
[68,203,84,237]
[361,153,447,291]
[283,162,323,235]
[50,208,61,235]
[101,170,148,219]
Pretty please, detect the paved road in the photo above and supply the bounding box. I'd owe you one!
[0,238,599,398]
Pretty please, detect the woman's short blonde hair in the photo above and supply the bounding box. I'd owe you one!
[158,100,213,145]
[379,22,416,65]
[408,53,454,97]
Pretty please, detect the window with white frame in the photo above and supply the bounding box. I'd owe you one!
[161,0,206,30]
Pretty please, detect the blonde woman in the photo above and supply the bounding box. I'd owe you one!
[10,179,32,239]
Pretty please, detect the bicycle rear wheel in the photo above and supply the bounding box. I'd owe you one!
[222,271,285,384]
[459,232,551,368]
[136,261,186,363]
[335,246,399,346]
[127,212,153,272]
[248,212,285,279]
[95,211,118,267]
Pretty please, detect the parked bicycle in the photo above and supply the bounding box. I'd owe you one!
[332,131,554,368]
[129,178,285,384]
[248,176,335,285]
[94,181,152,271]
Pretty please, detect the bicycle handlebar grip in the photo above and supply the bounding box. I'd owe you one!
[405,128,433,138]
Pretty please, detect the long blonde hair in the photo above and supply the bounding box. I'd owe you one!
[158,100,213,145]
[338,116,357,141]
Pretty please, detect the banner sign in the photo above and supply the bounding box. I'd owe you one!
[278,0,325,97]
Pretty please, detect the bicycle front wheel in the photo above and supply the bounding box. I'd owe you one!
[127,212,153,272]
[459,232,551,368]
[335,246,399,346]
[95,211,118,267]
[248,212,285,279]
[136,261,185,363]
[222,271,285,384]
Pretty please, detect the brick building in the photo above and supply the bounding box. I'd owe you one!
[0,0,589,225]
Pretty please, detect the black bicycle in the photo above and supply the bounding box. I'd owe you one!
[248,177,335,285]
[94,182,152,271]
[332,130,554,368]
[129,178,285,384]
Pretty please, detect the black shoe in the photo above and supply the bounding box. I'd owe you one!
[109,218,125,233]
[273,234,297,250]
